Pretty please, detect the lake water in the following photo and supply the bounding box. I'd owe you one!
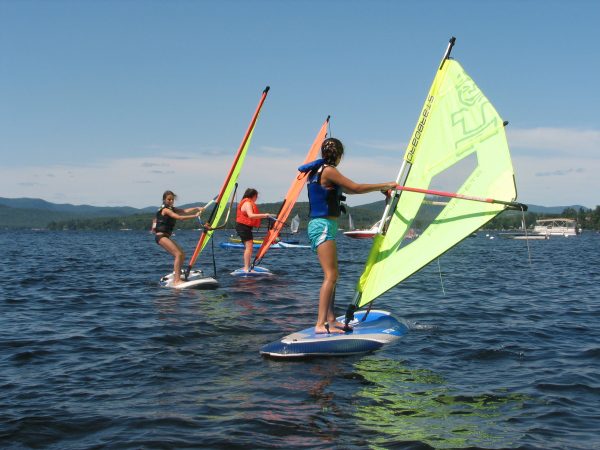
[1,229,599,449]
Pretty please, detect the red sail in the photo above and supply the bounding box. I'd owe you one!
[253,116,329,266]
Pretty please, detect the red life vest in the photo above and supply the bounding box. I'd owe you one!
[236,198,261,228]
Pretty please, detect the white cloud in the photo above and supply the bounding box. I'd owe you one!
[514,156,598,208]
[504,127,600,207]
[507,127,600,157]
[0,151,400,208]
[3,126,599,209]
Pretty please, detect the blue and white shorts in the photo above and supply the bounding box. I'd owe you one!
[307,218,338,252]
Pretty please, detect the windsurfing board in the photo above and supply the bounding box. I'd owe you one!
[230,266,273,277]
[220,241,309,250]
[160,269,218,289]
[275,241,310,249]
[260,310,407,358]
[221,242,262,250]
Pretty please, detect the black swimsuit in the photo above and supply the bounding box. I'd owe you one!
[154,233,170,244]
[154,205,176,244]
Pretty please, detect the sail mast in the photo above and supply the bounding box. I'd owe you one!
[376,37,456,237]
[186,86,270,275]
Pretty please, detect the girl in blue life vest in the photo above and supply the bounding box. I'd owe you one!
[235,188,274,272]
[154,190,205,286]
[301,138,396,334]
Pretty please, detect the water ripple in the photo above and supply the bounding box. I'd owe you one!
[1,230,599,449]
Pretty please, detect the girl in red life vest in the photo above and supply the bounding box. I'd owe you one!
[235,188,274,272]
[154,190,205,286]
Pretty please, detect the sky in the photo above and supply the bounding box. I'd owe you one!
[1,0,599,209]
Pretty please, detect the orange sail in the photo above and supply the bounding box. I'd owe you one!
[252,116,329,267]
[186,86,270,276]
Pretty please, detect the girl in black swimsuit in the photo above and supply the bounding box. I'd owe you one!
[154,190,205,286]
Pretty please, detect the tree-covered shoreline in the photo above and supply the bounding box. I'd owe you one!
[2,196,598,231]
[43,205,600,232]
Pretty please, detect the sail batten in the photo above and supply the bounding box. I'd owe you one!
[354,42,518,309]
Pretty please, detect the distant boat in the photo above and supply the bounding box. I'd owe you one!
[343,220,381,239]
[290,214,300,234]
[500,218,579,240]
[533,218,580,237]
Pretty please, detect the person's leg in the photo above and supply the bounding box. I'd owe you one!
[158,237,185,284]
[243,240,253,271]
[315,240,343,334]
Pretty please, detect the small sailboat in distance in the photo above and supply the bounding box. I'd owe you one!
[290,214,300,234]
[261,38,527,357]
[160,87,270,289]
[343,219,381,239]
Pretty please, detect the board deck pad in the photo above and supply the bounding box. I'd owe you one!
[260,310,407,358]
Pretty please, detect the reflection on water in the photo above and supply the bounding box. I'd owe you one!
[351,357,529,449]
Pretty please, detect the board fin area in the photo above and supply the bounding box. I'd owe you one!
[230,266,273,277]
[260,310,407,358]
[160,269,218,289]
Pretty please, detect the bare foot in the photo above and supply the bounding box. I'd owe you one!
[331,320,352,331]
[315,323,345,334]
[172,279,184,286]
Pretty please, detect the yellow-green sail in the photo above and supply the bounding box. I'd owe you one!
[197,127,255,255]
[355,42,518,308]
[187,87,269,271]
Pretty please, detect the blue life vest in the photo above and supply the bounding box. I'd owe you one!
[299,159,345,218]
[155,205,176,234]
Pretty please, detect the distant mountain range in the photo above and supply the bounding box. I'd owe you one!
[0,197,156,215]
[0,196,589,230]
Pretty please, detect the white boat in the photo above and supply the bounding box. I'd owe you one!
[343,220,381,239]
[500,217,580,240]
[532,218,580,237]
